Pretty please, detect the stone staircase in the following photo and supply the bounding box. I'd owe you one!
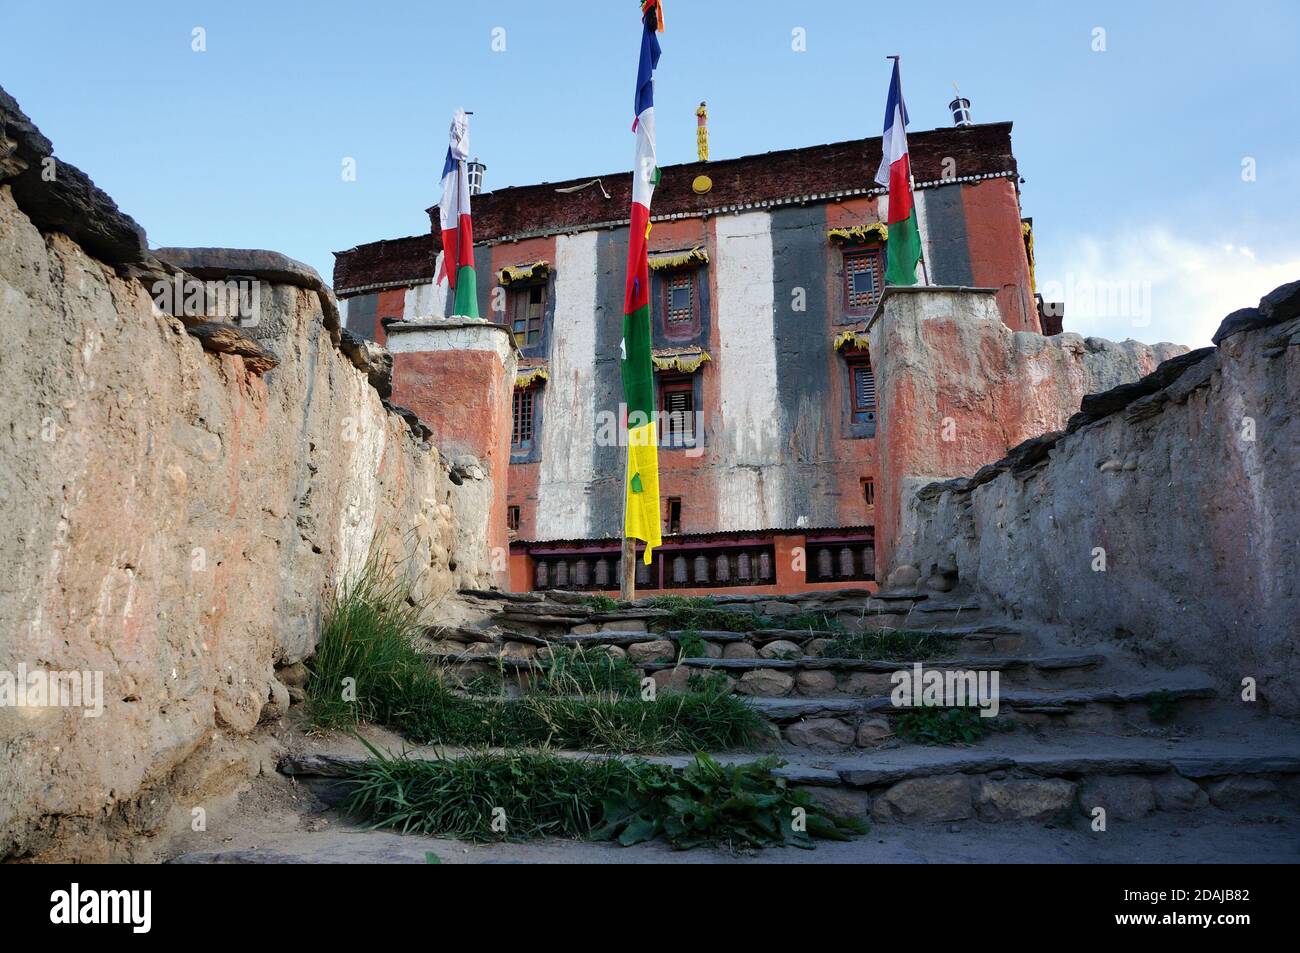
[284,587,1300,827]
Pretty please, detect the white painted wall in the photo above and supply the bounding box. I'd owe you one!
[713,211,786,531]
[534,231,599,540]
[403,280,445,321]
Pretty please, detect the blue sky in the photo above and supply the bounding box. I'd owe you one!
[4,0,1297,345]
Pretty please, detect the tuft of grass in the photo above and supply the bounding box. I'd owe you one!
[820,629,951,662]
[675,629,709,661]
[686,670,731,694]
[777,611,842,633]
[305,551,429,731]
[531,645,641,697]
[344,745,867,848]
[307,559,762,752]
[646,597,841,636]
[394,688,762,753]
[894,706,991,745]
[582,594,620,613]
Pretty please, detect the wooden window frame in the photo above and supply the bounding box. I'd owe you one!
[665,497,682,535]
[658,268,702,341]
[509,282,547,348]
[506,505,521,532]
[659,375,697,448]
[861,477,875,508]
[846,355,877,427]
[512,387,537,450]
[842,246,884,317]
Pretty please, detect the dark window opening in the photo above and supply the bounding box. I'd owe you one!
[849,360,877,425]
[510,283,546,347]
[512,388,536,450]
[666,497,682,535]
[843,248,884,315]
[861,477,875,508]
[660,379,696,447]
[506,505,521,532]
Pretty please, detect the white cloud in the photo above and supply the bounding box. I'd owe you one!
[1036,228,1300,348]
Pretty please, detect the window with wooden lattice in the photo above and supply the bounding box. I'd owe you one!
[512,388,536,450]
[660,378,696,447]
[658,269,701,340]
[843,248,883,315]
[509,283,547,347]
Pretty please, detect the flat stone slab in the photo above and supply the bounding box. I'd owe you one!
[640,653,1106,674]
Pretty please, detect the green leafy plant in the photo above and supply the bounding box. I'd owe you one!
[894,706,992,745]
[344,745,867,849]
[593,753,867,850]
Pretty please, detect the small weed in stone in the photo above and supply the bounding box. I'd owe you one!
[894,706,991,745]
[821,629,949,662]
[676,629,709,660]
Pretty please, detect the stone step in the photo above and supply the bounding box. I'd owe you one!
[747,682,1216,721]
[640,653,1106,696]
[279,734,1300,825]
[641,653,1103,674]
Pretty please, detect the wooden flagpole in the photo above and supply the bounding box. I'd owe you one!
[621,437,636,600]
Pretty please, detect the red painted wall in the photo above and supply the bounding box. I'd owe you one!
[392,347,513,585]
[962,178,1039,333]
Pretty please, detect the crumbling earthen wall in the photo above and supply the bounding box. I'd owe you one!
[0,166,486,858]
[897,283,1300,714]
[869,287,1186,576]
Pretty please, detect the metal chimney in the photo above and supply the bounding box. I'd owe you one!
[467,157,487,195]
[949,85,973,127]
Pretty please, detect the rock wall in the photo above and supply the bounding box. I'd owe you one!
[0,91,488,859]
[898,282,1300,714]
[869,287,1186,576]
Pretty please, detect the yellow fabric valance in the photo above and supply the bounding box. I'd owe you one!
[833,329,870,352]
[827,223,888,245]
[651,349,711,374]
[648,246,709,271]
[515,366,549,388]
[499,261,550,286]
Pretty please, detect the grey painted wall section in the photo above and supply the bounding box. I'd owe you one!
[589,228,629,538]
[918,186,973,287]
[769,205,841,528]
